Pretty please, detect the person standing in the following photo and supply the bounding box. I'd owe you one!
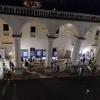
[82,54,86,65]
[80,66,84,76]
[25,59,28,68]
[56,64,60,72]
[6,70,11,80]
[9,61,12,70]
[9,61,14,71]
[54,63,57,72]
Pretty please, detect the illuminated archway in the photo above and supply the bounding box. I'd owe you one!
[53,23,79,58]
[81,25,100,56]
[20,20,49,58]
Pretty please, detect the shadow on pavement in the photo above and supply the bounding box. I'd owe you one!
[0,77,100,100]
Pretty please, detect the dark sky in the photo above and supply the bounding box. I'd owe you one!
[0,0,100,15]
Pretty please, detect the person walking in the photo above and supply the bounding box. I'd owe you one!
[9,61,14,71]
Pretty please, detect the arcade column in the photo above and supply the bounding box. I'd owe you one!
[46,36,55,67]
[14,37,21,68]
[12,34,23,75]
[95,43,100,65]
[72,37,85,65]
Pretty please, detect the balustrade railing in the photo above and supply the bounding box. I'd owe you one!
[0,5,100,22]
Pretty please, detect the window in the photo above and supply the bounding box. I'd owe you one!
[95,30,100,40]
[30,48,35,57]
[21,49,28,58]
[52,48,57,57]
[43,50,46,57]
[3,24,9,31]
[37,51,41,56]
[31,26,36,32]
[3,24,9,36]
[96,30,99,36]
[30,26,36,37]
[56,29,59,37]
[56,29,59,34]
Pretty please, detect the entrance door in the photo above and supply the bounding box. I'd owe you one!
[30,48,35,60]
[21,49,28,61]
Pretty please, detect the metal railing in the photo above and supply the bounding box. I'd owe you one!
[0,5,100,22]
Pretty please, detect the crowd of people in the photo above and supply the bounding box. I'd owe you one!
[51,62,60,72]
[24,59,33,68]
[0,57,15,79]
[23,58,60,72]
[77,50,96,76]
[21,50,97,76]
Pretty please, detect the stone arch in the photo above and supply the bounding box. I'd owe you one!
[85,25,100,42]
[81,25,100,55]
[20,19,49,38]
[59,23,79,44]
[20,20,49,58]
[0,15,24,34]
[53,23,79,58]
[59,22,78,35]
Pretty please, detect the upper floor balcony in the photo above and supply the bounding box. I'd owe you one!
[0,5,100,22]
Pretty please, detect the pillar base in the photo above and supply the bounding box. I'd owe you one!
[44,66,53,73]
[14,67,25,76]
[45,62,51,68]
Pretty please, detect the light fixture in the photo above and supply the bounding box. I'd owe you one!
[66,23,73,27]
[9,52,12,56]
[53,8,56,11]
[24,0,29,6]
[82,48,90,54]
[86,32,91,34]
[66,30,71,33]
[23,0,42,8]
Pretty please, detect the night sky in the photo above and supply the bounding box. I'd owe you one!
[0,0,100,15]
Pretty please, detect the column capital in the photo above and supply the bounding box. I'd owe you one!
[12,33,22,38]
[74,35,86,40]
[47,34,58,39]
